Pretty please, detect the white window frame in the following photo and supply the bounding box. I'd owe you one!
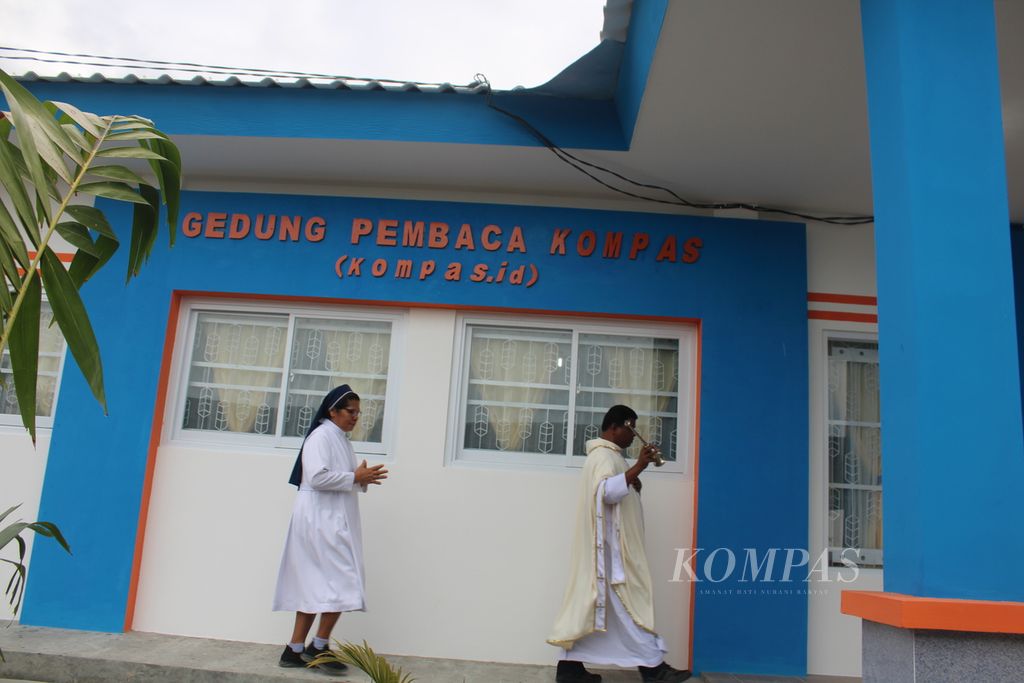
[814,326,883,570]
[165,297,405,458]
[446,313,697,474]
[0,298,68,430]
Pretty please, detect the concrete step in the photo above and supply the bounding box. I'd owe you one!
[0,625,679,683]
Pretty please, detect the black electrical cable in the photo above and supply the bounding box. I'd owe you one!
[477,76,875,226]
[0,47,874,225]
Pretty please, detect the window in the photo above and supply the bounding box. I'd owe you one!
[827,339,882,567]
[173,301,402,454]
[450,317,697,471]
[0,302,67,428]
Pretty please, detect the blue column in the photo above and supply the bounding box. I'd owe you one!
[860,0,1024,600]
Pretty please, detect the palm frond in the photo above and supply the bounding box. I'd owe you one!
[309,640,416,683]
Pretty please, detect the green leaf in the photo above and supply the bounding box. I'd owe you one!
[26,521,70,553]
[50,100,104,138]
[56,221,103,258]
[144,138,181,239]
[0,505,21,526]
[39,248,106,411]
[77,181,152,205]
[6,270,40,442]
[67,235,118,287]
[65,204,117,240]
[0,198,30,268]
[0,73,77,191]
[0,137,40,243]
[0,522,29,553]
[127,184,159,281]
[86,164,147,185]
[96,146,167,161]
[105,130,167,141]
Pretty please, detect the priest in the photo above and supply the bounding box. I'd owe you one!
[548,405,691,683]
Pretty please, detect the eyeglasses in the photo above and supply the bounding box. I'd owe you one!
[341,408,361,416]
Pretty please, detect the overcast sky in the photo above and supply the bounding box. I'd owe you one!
[0,0,607,90]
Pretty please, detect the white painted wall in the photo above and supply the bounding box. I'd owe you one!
[132,307,694,667]
[0,428,52,621]
[805,220,882,678]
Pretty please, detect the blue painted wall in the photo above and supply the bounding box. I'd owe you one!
[861,0,1024,602]
[22,191,808,674]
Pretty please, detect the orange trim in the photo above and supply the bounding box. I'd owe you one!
[842,591,1024,635]
[173,290,704,325]
[807,292,877,306]
[124,291,183,631]
[687,322,703,669]
[26,251,75,263]
[121,290,703,631]
[808,310,878,323]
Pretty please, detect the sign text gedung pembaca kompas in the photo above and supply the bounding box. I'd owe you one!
[180,212,704,287]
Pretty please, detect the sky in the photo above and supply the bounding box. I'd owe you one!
[0,0,607,90]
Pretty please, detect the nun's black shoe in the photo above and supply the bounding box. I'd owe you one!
[302,643,349,675]
[556,659,602,682]
[638,662,692,682]
[278,645,305,668]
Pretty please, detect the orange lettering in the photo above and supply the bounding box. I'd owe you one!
[419,260,436,279]
[429,222,449,248]
[481,225,502,251]
[305,217,326,242]
[351,218,373,244]
[371,259,388,277]
[629,233,650,260]
[403,220,424,247]
[205,212,227,238]
[656,235,677,262]
[602,232,622,258]
[682,237,703,263]
[577,230,597,257]
[228,214,250,239]
[550,228,570,255]
[254,215,275,240]
[454,223,475,250]
[377,219,398,246]
[181,212,202,238]
[279,216,301,241]
[506,226,526,253]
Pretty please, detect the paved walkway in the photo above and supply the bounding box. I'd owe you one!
[0,624,857,683]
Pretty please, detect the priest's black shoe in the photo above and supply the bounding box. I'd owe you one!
[302,643,349,675]
[556,659,602,682]
[278,645,305,668]
[638,661,692,682]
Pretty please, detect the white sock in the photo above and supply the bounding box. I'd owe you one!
[288,642,304,653]
[313,636,329,650]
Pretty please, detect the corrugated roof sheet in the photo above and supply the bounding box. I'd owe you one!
[14,70,491,94]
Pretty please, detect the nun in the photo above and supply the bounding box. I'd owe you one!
[273,384,388,673]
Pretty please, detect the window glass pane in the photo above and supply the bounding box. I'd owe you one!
[284,317,392,443]
[181,312,287,434]
[462,325,572,456]
[1,302,66,418]
[827,339,882,567]
[575,333,680,461]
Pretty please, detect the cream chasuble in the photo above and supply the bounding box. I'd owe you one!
[548,438,662,658]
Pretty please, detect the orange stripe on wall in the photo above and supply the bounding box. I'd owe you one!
[125,291,183,631]
[687,323,703,670]
[808,310,878,323]
[807,292,877,306]
[26,251,75,263]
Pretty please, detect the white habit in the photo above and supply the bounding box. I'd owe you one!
[559,472,667,667]
[273,420,367,614]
